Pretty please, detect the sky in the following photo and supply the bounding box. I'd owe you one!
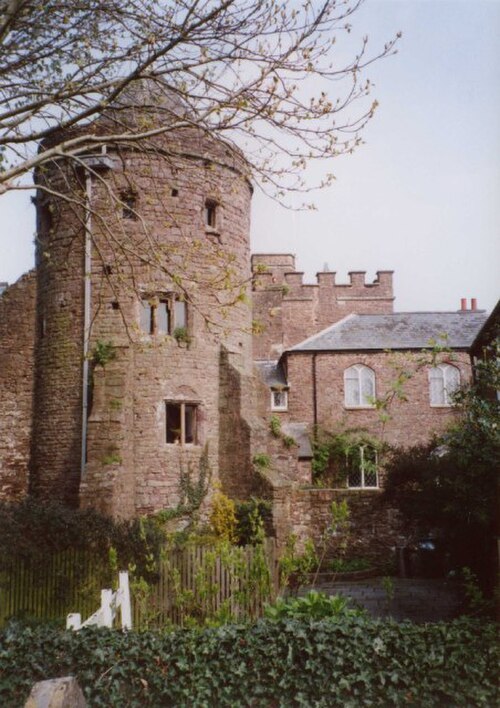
[1,0,499,313]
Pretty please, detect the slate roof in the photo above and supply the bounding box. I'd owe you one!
[289,312,489,352]
[255,360,288,388]
[282,423,313,459]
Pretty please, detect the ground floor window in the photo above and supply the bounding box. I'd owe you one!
[166,402,197,445]
[347,445,378,488]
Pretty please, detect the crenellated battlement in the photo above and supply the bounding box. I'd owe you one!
[251,254,394,359]
[252,255,393,297]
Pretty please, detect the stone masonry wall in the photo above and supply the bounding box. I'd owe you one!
[0,271,36,501]
[79,132,256,517]
[252,254,394,360]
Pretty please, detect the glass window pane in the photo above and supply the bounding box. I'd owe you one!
[174,299,187,329]
[429,368,444,405]
[443,366,460,404]
[166,403,182,444]
[184,405,197,444]
[361,368,375,404]
[140,300,152,333]
[156,301,169,334]
[345,378,360,406]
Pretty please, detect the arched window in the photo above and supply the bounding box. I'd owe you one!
[429,364,460,406]
[344,365,376,408]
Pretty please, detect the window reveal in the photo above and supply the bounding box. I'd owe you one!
[166,402,197,445]
[121,191,138,219]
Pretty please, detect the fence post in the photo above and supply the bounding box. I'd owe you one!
[66,613,81,630]
[101,589,113,627]
[119,571,132,630]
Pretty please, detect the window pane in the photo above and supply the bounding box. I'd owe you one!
[444,366,460,404]
[272,391,287,409]
[166,403,182,444]
[362,447,378,487]
[140,300,152,333]
[429,368,444,405]
[360,368,375,405]
[156,301,170,334]
[184,405,197,444]
[174,299,187,329]
[345,378,360,406]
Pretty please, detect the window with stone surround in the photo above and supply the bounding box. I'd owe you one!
[140,294,187,336]
[429,364,460,406]
[347,445,378,489]
[271,389,288,411]
[344,364,376,408]
[166,402,198,445]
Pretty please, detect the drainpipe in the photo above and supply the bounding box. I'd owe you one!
[312,353,318,430]
[81,171,92,478]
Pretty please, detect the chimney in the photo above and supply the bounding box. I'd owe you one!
[460,298,467,311]
[471,298,477,311]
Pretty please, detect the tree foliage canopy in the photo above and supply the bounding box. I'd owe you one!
[0,0,398,199]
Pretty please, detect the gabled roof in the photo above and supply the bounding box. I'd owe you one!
[289,311,489,353]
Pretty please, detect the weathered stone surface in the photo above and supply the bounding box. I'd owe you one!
[25,676,87,708]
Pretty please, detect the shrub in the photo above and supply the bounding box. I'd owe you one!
[0,617,497,707]
[235,498,272,546]
[209,490,237,542]
[264,590,365,621]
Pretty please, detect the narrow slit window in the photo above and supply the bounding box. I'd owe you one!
[205,200,217,228]
[121,192,138,220]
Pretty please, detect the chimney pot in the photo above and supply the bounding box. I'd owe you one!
[460,298,467,311]
[471,298,477,311]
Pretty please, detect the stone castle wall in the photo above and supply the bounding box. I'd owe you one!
[0,271,36,501]
[252,254,394,359]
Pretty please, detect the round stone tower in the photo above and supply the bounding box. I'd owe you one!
[31,81,256,515]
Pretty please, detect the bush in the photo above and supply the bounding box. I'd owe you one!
[264,591,365,621]
[0,617,497,707]
[0,498,165,582]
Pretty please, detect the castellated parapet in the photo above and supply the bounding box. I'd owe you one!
[251,254,394,359]
[30,83,260,515]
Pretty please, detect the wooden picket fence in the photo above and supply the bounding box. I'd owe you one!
[0,540,279,630]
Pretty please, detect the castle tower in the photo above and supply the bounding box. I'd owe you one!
[31,81,256,515]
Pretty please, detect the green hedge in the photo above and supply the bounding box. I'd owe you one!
[0,618,497,707]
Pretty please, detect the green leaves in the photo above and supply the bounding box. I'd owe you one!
[0,617,497,707]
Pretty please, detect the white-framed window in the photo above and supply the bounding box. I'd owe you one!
[429,364,460,406]
[347,445,379,489]
[140,294,187,336]
[166,402,198,445]
[344,364,376,408]
[271,389,288,411]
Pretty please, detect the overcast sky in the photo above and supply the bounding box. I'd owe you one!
[1,0,499,313]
